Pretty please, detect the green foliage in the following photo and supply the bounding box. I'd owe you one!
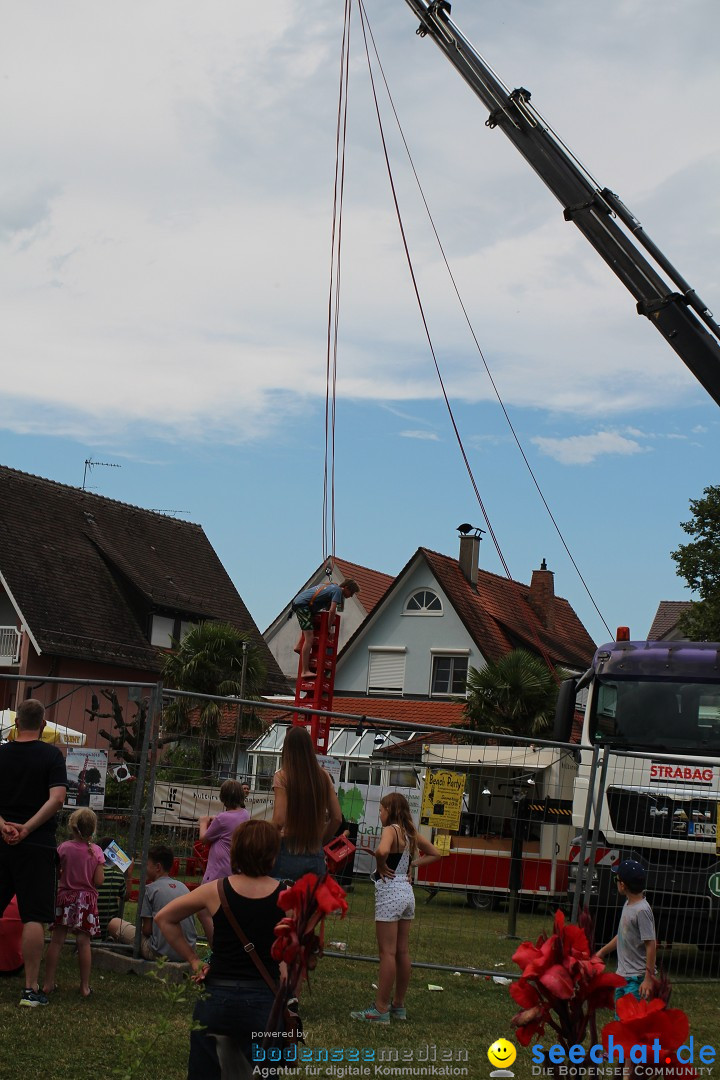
[671,485,720,641]
[337,785,366,822]
[464,649,566,736]
[162,621,267,772]
[111,962,205,1080]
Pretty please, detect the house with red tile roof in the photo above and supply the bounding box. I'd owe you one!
[263,556,394,679]
[334,531,596,701]
[0,465,286,741]
[647,600,692,641]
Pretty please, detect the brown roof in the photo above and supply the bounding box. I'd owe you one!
[422,548,595,668]
[647,601,692,640]
[331,558,394,614]
[0,466,286,690]
[254,695,466,733]
[339,548,596,671]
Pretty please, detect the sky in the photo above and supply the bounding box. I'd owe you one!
[2,0,719,649]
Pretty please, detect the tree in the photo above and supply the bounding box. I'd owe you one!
[463,649,565,737]
[162,621,267,777]
[671,485,720,641]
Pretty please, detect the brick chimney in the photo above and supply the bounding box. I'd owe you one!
[529,559,555,629]
[458,529,481,586]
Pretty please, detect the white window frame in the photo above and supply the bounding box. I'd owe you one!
[367,647,407,696]
[429,648,471,698]
[403,589,443,616]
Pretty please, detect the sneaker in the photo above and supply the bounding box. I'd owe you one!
[350,1004,390,1025]
[19,988,49,1008]
[390,1004,407,1021]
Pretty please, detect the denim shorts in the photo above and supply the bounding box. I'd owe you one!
[271,844,326,882]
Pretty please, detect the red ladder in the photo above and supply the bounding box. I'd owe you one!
[293,610,339,753]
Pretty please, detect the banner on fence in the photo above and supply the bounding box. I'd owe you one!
[152,782,274,825]
[65,748,108,809]
[420,768,466,830]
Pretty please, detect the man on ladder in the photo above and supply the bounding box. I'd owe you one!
[292,579,359,677]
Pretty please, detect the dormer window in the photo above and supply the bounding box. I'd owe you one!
[404,589,442,615]
[150,614,197,649]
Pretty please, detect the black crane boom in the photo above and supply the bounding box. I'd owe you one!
[400,0,720,406]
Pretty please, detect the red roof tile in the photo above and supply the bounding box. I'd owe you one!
[420,548,596,669]
[254,695,466,733]
[328,558,394,614]
[647,601,692,640]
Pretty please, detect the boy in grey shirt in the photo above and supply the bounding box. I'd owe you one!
[108,845,197,961]
[596,859,656,1007]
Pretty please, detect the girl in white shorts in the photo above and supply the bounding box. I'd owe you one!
[351,792,441,1024]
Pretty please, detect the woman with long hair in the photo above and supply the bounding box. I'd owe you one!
[271,726,342,881]
[351,792,441,1024]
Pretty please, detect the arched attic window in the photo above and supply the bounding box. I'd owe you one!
[404,589,442,615]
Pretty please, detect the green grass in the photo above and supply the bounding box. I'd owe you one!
[2,887,719,1079]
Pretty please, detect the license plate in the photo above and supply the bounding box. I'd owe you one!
[689,822,717,838]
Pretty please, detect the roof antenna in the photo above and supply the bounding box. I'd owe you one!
[82,457,121,491]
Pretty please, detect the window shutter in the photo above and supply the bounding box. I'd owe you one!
[368,651,406,695]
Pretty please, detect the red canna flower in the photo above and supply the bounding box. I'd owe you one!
[510,909,629,1055]
[602,995,696,1076]
[314,874,349,917]
[271,917,301,965]
[511,1003,553,1047]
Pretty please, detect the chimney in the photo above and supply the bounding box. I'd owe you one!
[457,526,481,586]
[529,558,555,629]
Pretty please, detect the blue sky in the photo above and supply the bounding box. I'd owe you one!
[2,0,719,648]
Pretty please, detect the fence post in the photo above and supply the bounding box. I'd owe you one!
[132,681,163,959]
[230,641,249,779]
[571,743,601,924]
[506,787,528,938]
[582,748,611,912]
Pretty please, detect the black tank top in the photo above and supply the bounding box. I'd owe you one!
[209,879,282,982]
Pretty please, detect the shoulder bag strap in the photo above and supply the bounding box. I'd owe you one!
[215,878,278,995]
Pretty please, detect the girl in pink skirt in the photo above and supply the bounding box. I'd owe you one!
[43,808,104,997]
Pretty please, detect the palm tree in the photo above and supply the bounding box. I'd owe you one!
[162,621,267,777]
[464,648,565,737]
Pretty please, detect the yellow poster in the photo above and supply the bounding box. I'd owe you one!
[420,769,466,830]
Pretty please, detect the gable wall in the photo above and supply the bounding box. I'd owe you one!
[266,592,366,679]
[336,560,486,696]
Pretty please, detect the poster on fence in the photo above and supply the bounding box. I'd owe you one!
[348,785,423,875]
[152,782,274,825]
[64,748,108,810]
[420,768,466,830]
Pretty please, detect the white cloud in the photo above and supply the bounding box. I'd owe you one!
[532,431,648,465]
[399,430,440,441]
[0,0,717,447]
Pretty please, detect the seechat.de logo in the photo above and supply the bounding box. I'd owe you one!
[488,1038,517,1077]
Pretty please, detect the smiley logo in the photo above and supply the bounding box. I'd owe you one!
[488,1039,517,1070]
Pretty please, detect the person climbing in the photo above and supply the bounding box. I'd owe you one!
[292,579,359,677]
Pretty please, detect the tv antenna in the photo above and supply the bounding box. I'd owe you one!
[82,457,121,491]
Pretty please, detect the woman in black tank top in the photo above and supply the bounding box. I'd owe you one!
[155,819,285,1079]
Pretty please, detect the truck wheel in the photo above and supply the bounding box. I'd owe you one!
[467,891,496,910]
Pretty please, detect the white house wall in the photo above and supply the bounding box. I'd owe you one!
[265,595,368,679]
[335,558,485,696]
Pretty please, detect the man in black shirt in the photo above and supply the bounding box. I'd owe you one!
[0,698,67,1007]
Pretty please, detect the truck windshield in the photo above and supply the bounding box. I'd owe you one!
[591,678,720,751]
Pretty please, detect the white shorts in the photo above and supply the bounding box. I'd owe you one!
[373,877,415,923]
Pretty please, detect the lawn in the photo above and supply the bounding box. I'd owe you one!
[2,885,718,1080]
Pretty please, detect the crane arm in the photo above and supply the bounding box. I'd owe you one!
[401,0,720,406]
